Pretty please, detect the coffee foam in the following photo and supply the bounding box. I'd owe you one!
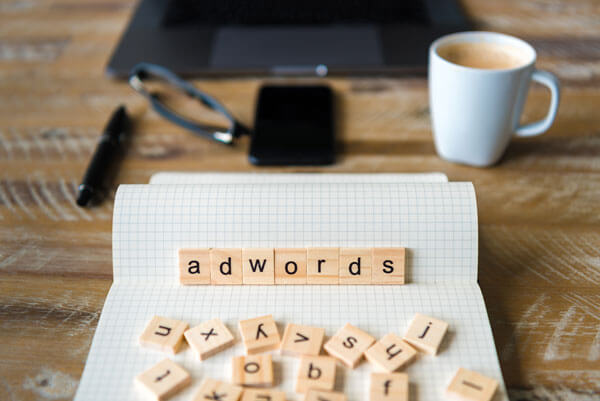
[437,41,529,70]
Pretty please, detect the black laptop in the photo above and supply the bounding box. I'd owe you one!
[107,0,470,78]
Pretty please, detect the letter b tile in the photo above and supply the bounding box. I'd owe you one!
[295,355,336,393]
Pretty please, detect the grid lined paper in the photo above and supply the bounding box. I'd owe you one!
[74,176,507,401]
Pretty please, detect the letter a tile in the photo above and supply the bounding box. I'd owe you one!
[232,354,273,387]
[179,248,211,285]
[304,390,347,401]
[239,315,281,354]
[135,358,191,401]
[446,368,499,401]
[339,248,372,284]
[370,373,408,401]
[139,316,189,354]
[211,249,243,285]
[402,313,448,355]
[295,355,336,393]
[364,333,417,372]
[280,323,325,357]
[242,249,275,285]
[324,323,375,368]
[192,378,243,401]
[241,388,286,401]
[184,318,235,361]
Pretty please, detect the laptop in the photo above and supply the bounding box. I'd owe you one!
[107,0,470,78]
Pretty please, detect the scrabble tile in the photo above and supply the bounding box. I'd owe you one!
[179,248,211,285]
[211,248,243,285]
[275,248,307,285]
[140,316,189,354]
[184,318,235,360]
[446,368,499,401]
[402,313,448,355]
[239,315,281,354]
[304,390,347,401]
[232,354,273,387]
[371,248,405,285]
[135,358,191,401]
[242,248,275,285]
[324,323,375,368]
[306,248,339,284]
[339,248,372,284]
[280,323,325,357]
[364,333,417,372]
[370,373,408,401]
[295,355,336,393]
[192,378,243,401]
[240,388,286,401]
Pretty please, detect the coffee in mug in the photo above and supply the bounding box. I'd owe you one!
[429,32,560,167]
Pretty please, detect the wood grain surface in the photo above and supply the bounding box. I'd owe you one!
[0,0,599,400]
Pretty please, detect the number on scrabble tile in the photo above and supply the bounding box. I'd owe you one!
[364,333,417,372]
[402,313,448,355]
[184,318,235,361]
[232,354,274,387]
[324,323,375,368]
[139,316,188,354]
[446,368,499,401]
[135,358,191,401]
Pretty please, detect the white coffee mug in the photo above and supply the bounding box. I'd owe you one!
[429,31,560,167]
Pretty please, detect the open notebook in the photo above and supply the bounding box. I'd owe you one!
[75,173,507,401]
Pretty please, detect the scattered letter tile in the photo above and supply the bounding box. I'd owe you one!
[295,355,336,393]
[179,248,211,285]
[135,358,191,401]
[306,248,339,284]
[192,378,243,401]
[370,373,408,401]
[324,323,375,368]
[371,248,405,285]
[403,313,448,355]
[275,248,307,284]
[139,316,189,354]
[242,249,275,285]
[239,315,281,354]
[232,354,273,387]
[339,248,372,284]
[184,318,235,361]
[211,249,243,285]
[241,388,286,401]
[304,390,347,401]
[280,323,325,357]
[446,368,499,401]
[364,333,417,372]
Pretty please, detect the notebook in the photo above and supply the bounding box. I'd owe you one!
[74,173,508,401]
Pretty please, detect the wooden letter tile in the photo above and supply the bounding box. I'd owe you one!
[402,313,448,355]
[364,333,417,372]
[339,248,372,284]
[370,373,408,401]
[446,368,499,401]
[239,315,281,354]
[192,378,243,401]
[135,358,191,401]
[275,248,307,284]
[241,388,286,401]
[184,318,235,361]
[179,248,211,285]
[324,323,375,368]
[371,248,405,285]
[140,316,189,354]
[211,249,243,285]
[280,323,325,357]
[232,354,273,387]
[295,355,336,393]
[242,249,275,285]
[307,248,339,284]
[304,390,347,401]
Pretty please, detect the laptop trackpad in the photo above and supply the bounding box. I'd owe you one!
[210,26,382,70]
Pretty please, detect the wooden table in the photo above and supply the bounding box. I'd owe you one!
[1,0,599,400]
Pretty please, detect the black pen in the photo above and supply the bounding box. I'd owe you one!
[77,105,130,207]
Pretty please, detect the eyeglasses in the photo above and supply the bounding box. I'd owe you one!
[129,63,250,145]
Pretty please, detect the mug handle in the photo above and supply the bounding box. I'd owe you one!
[515,70,561,137]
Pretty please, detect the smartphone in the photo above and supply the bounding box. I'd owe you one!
[249,85,335,165]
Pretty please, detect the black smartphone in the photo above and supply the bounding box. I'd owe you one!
[249,85,335,165]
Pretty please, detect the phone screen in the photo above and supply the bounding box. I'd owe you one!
[249,85,334,165]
